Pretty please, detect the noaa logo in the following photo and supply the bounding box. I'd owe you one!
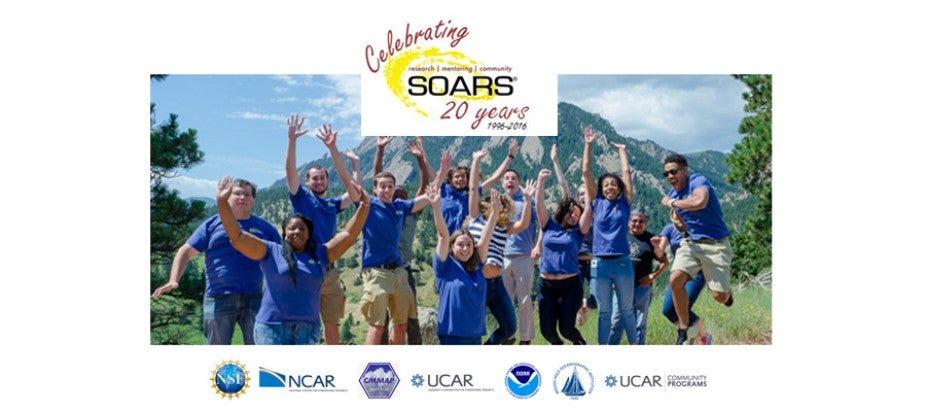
[553,363,594,399]
[359,362,400,399]
[505,363,541,399]
[211,360,250,399]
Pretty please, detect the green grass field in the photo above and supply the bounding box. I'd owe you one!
[152,261,771,345]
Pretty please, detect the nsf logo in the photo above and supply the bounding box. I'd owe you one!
[505,363,541,399]
[211,360,251,399]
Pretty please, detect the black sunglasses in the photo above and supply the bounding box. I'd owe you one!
[663,169,680,178]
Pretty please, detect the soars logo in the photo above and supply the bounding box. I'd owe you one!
[505,363,541,399]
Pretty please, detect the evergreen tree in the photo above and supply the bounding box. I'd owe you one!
[726,74,772,279]
[150,74,206,264]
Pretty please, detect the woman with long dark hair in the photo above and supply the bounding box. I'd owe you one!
[534,168,593,344]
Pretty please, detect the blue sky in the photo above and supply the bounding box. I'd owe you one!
[150,75,361,199]
[152,74,747,199]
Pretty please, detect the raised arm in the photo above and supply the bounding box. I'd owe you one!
[373,135,394,175]
[316,124,360,204]
[344,149,362,187]
[431,150,452,188]
[611,142,633,204]
[326,183,370,262]
[469,149,488,219]
[481,138,519,189]
[407,137,434,197]
[428,183,450,261]
[477,190,501,263]
[662,186,709,211]
[551,143,571,199]
[536,169,551,228]
[215,176,267,261]
[285,115,310,195]
[509,178,537,235]
[579,181,593,234]
[582,127,597,200]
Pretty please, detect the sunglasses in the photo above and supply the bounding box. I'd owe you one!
[663,169,680,178]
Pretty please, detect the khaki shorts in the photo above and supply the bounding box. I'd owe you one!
[673,237,733,293]
[320,266,346,324]
[360,266,414,326]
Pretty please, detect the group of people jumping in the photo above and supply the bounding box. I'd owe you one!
[152,116,735,346]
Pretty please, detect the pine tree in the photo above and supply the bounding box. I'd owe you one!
[726,74,772,279]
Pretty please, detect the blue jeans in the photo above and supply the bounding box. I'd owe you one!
[254,322,321,345]
[609,285,653,344]
[202,293,260,345]
[484,277,517,344]
[662,271,705,326]
[439,335,482,345]
[591,255,636,345]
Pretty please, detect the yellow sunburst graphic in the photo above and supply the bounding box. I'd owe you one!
[210,360,251,400]
[384,46,494,117]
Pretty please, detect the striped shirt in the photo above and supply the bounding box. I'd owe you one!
[468,214,508,267]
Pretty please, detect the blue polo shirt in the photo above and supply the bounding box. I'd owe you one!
[440,182,480,235]
[187,214,281,296]
[433,253,487,337]
[667,173,730,241]
[539,219,585,275]
[591,193,630,256]
[660,224,684,255]
[504,190,537,256]
[257,241,328,324]
[360,197,414,269]
[289,186,344,244]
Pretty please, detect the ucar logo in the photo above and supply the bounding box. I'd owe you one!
[359,362,400,399]
[211,360,250,399]
[505,363,541,399]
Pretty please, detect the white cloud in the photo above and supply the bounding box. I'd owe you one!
[273,86,289,94]
[271,74,299,86]
[164,175,217,199]
[560,75,745,153]
[228,111,288,122]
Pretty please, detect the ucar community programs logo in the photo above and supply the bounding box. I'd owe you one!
[553,362,594,399]
[211,360,251,399]
[505,363,541,399]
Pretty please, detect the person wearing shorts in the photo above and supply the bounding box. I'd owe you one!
[284,116,360,344]
[661,153,733,345]
[360,171,429,344]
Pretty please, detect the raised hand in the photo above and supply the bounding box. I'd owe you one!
[508,138,520,157]
[316,124,338,147]
[216,175,234,202]
[440,150,452,171]
[473,149,489,161]
[344,149,360,163]
[583,126,596,144]
[538,168,552,181]
[610,142,626,151]
[490,189,502,213]
[426,182,441,206]
[287,114,309,140]
[521,179,538,198]
[377,135,394,148]
[406,138,425,158]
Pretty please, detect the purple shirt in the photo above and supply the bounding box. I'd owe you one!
[257,241,328,324]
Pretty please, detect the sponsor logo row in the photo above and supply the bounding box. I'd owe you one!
[211,360,708,400]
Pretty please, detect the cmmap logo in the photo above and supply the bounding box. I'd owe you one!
[505,363,541,399]
[359,362,400,399]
